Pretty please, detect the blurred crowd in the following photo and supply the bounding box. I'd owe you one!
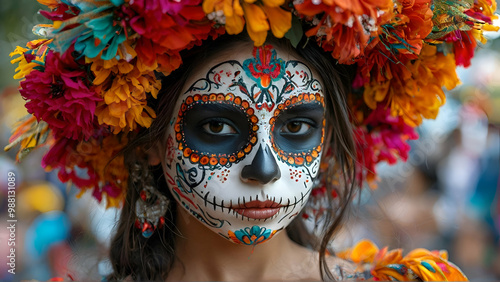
[0,87,118,280]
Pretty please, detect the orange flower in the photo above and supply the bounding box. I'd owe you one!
[36,0,59,9]
[358,0,433,82]
[403,249,468,281]
[203,0,291,46]
[77,135,128,208]
[295,0,393,64]
[339,240,468,281]
[135,38,183,75]
[95,73,160,133]
[363,44,459,127]
[337,239,379,264]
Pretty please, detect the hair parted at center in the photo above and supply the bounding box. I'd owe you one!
[107,32,359,281]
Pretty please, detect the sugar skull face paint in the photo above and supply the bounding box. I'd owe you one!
[163,45,325,245]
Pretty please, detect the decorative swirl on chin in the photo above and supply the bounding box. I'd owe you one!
[194,204,227,228]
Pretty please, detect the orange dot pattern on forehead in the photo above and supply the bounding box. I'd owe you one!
[269,93,325,167]
[175,93,259,167]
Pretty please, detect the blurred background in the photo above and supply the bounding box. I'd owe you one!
[0,1,499,281]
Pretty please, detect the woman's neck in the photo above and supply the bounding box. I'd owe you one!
[168,207,320,281]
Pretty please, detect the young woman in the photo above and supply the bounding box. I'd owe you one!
[8,0,496,280]
[108,35,358,280]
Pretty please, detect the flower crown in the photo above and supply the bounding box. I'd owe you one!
[6,0,498,208]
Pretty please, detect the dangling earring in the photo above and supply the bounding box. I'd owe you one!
[130,162,169,238]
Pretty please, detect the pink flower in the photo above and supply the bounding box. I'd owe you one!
[354,105,418,186]
[445,30,476,67]
[19,49,102,141]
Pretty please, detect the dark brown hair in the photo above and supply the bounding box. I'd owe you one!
[106,33,357,281]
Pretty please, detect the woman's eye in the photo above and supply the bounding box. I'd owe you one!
[202,121,237,134]
[281,121,311,134]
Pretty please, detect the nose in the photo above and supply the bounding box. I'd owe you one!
[241,144,281,184]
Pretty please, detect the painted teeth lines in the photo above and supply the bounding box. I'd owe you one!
[193,186,310,222]
[278,190,310,223]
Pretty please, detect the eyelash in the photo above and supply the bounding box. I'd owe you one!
[280,119,316,135]
[201,118,238,135]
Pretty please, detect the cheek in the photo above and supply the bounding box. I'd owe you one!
[287,168,305,183]
[207,168,232,186]
[278,155,321,190]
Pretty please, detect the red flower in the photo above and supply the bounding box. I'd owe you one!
[134,38,182,74]
[359,0,433,83]
[129,0,216,52]
[445,30,477,67]
[20,50,102,141]
[295,0,393,64]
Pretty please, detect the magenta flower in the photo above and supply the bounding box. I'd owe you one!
[20,50,102,141]
[355,105,418,185]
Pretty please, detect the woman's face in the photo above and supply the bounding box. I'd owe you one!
[161,44,325,246]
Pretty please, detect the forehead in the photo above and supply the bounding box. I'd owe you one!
[180,43,323,98]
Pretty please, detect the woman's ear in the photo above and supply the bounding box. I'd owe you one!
[146,144,162,166]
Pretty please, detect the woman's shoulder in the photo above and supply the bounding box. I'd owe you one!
[332,239,468,281]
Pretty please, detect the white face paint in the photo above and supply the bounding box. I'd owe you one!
[162,45,325,245]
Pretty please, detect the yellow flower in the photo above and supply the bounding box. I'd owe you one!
[261,4,291,38]
[337,239,379,264]
[203,0,291,46]
[203,0,245,34]
[403,249,468,281]
[89,40,138,86]
[10,39,51,80]
[95,74,159,134]
[242,2,270,45]
[90,40,161,133]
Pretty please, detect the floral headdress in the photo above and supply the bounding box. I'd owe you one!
[6,0,498,208]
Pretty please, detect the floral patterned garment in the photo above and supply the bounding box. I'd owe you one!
[334,240,468,281]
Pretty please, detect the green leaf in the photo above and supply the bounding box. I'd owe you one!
[285,15,303,49]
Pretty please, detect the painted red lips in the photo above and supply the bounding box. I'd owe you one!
[233,200,283,219]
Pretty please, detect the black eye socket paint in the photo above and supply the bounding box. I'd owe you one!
[183,101,251,155]
[272,102,325,153]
